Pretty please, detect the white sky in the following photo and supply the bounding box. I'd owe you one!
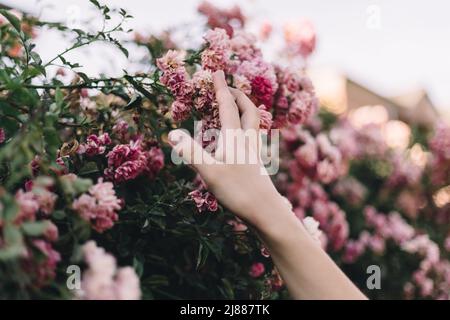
[3,0,450,113]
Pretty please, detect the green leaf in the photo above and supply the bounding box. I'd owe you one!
[0,9,21,33]
[21,221,50,237]
[30,52,42,65]
[78,161,99,176]
[77,72,90,83]
[55,87,63,109]
[52,210,66,220]
[196,242,209,270]
[124,94,142,110]
[133,256,144,277]
[89,0,101,9]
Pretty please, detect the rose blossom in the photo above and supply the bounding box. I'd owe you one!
[78,133,111,156]
[249,262,265,278]
[302,216,322,244]
[0,127,5,143]
[24,239,61,286]
[72,179,122,233]
[78,241,141,300]
[189,189,218,213]
[105,141,148,183]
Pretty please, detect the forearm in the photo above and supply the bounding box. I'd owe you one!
[254,194,367,300]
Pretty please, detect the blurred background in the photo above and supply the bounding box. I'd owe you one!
[1,0,450,125]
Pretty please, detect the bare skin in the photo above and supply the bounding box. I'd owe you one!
[168,70,366,300]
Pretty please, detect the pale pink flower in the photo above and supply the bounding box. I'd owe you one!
[115,267,142,300]
[302,216,322,244]
[15,189,40,223]
[198,1,245,36]
[230,30,260,60]
[201,28,231,72]
[284,19,316,58]
[34,188,57,216]
[317,159,336,184]
[43,221,59,242]
[294,142,318,168]
[233,74,252,95]
[72,179,122,233]
[144,147,164,179]
[78,241,141,300]
[156,49,185,71]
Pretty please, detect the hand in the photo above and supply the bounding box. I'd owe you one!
[167,70,366,300]
[168,70,293,235]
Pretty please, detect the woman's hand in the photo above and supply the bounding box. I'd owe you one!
[167,70,366,300]
[168,70,292,236]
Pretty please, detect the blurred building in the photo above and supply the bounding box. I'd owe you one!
[346,79,439,127]
[310,69,441,127]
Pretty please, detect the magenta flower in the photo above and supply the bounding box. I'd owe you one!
[189,189,218,213]
[251,76,274,107]
[144,147,164,180]
[105,141,147,183]
[249,262,265,278]
[0,127,5,143]
[78,133,111,157]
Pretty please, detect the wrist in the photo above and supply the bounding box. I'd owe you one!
[251,191,308,243]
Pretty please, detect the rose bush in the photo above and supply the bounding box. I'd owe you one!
[0,0,449,300]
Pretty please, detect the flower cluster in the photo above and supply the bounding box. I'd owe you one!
[15,185,57,223]
[0,127,5,144]
[272,68,318,128]
[332,177,367,207]
[11,182,60,286]
[198,1,245,36]
[283,19,316,60]
[343,206,415,263]
[77,241,141,300]
[386,151,424,188]
[77,133,111,156]
[283,126,343,185]
[429,122,450,186]
[157,27,317,130]
[283,177,348,251]
[72,179,122,233]
[189,176,218,213]
[330,121,387,160]
[104,139,164,183]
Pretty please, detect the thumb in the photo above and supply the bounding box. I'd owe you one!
[168,129,217,171]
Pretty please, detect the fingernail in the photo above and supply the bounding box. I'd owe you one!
[168,130,183,144]
[213,70,225,80]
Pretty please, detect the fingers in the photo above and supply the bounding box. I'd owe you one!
[212,70,241,130]
[168,129,218,178]
[229,87,260,130]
